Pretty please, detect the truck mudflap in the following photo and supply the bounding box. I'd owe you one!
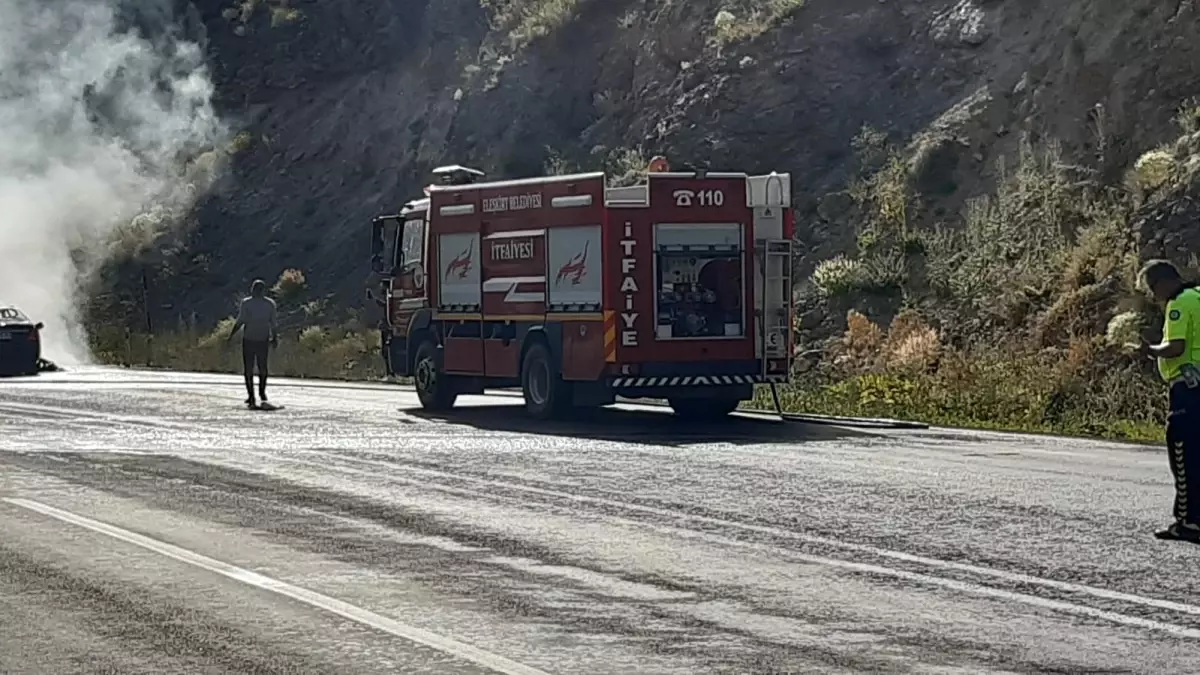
[610,373,786,387]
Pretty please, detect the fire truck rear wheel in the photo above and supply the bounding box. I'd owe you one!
[521,342,571,420]
[413,340,457,411]
[668,397,740,419]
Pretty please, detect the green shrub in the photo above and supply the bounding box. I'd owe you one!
[298,325,330,352]
[101,323,389,381]
[811,255,865,297]
[480,0,584,51]
[710,0,807,48]
[272,268,307,304]
[1132,148,1175,191]
[756,339,1163,443]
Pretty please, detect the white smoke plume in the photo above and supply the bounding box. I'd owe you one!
[0,0,224,364]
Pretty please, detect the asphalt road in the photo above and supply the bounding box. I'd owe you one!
[1,366,1199,674]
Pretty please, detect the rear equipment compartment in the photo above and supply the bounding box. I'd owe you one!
[653,222,744,340]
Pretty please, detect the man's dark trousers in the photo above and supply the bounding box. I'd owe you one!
[242,339,270,401]
[1167,382,1200,524]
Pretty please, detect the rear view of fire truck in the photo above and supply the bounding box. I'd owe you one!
[368,161,794,420]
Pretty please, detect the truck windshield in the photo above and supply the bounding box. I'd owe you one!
[400,217,424,267]
[653,223,744,339]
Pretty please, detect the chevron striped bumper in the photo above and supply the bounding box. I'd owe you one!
[610,373,787,387]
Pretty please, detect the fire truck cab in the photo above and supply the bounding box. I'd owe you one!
[369,161,794,420]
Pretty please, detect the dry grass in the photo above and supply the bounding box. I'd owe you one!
[883,310,940,372]
[272,268,308,304]
[88,306,1162,443]
[79,57,1193,444]
[270,5,303,27]
[89,264,380,381]
[222,0,304,33]
[543,145,650,186]
[480,0,585,52]
[784,111,1190,441]
[711,0,807,48]
[228,131,254,154]
[760,310,1163,442]
[1132,148,1176,191]
[93,321,388,382]
[464,0,587,92]
[810,255,865,297]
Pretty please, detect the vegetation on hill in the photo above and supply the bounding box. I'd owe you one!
[82,0,1200,440]
[768,99,1200,442]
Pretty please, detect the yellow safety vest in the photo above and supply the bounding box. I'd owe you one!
[1158,286,1200,382]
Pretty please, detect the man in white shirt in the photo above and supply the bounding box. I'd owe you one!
[227,279,278,408]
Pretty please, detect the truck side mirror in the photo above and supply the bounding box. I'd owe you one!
[370,219,385,257]
[35,322,44,330]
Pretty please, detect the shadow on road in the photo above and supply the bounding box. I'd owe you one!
[403,404,872,446]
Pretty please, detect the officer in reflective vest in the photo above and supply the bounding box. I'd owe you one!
[1140,259,1200,541]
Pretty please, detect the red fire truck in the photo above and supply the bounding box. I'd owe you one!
[369,161,794,420]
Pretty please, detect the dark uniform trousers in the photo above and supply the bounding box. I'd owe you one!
[378,321,392,376]
[242,339,270,398]
[1166,382,1200,524]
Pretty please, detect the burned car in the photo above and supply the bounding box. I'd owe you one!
[0,306,44,376]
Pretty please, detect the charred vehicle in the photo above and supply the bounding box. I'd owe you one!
[0,306,44,376]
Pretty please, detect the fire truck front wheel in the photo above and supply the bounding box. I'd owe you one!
[521,342,571,420]
[668,397,740,419]
[413,340,458,411]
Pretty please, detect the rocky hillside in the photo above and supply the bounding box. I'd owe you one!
[94,0,1200,334]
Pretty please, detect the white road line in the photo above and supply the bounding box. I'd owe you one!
[3,497,552,675]
[0,402,202,432]
[291,450,1200,619]
[637,518,1200,639]
[205,453,1200,639]
[2,375,1160,465]
[6,398,1198,624]
[0,400,944,477]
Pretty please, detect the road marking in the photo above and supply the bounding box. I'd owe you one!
[2,373,1161,463]
[0,402,202,432]
[290,450,1200,620]
[204,454,1200,639]
[3,497,552,675]
[0,400,936,478]
[4,392,1195,624]
[633,517,1200,639]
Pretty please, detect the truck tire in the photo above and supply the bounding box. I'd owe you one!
[521,342,571,420]
[668,397,740,420]
[413,339,457,411]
